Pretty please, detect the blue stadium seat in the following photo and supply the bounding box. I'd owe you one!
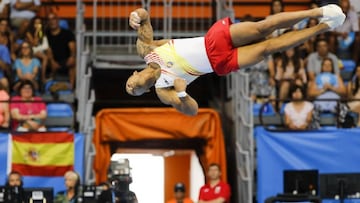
[340,59,356,81]
[45,103,74,130]
[47,103,74,117]
[253,103,276,116]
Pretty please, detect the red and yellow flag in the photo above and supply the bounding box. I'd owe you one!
[11,132,74,176]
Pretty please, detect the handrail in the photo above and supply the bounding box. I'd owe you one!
[256,98,360,130]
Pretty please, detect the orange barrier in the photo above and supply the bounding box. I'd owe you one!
[40,0,311,19]
[93,108,227,184]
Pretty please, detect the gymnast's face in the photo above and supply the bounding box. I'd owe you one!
[126,70,150,96]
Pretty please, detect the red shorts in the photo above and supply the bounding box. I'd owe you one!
[204,17,239,76]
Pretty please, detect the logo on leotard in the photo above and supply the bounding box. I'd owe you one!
[164,79,169,85]
[166,61,173,68]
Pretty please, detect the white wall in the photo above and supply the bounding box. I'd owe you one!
[113,153,164,203]
[190,151,205,202]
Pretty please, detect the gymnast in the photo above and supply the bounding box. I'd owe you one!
[126,5,345,116]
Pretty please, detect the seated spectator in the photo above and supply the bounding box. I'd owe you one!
[293,1,319,30]
[13,41,41,91]
[308,57,346,112]
[26,16,49,83]
[275,45,307,102]
[245,55,276,104]
[46,12,76,89]
[329,0,359,61]
[0,83,9,128]
[5,171,25,202]
[307,38,340,81]
[298,17,319,59]
[267,0,287,38]
[167,182,194,203]
[54,170,81,203]
[284,84,314,130]
[0,0,9,19]
[0,18,17,61]
[10,79,47,132]
[347,62,360,126]
[9,0,41,30]
[0,31,11,91]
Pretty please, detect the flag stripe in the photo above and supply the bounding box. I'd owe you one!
[12,142,74,166]
[12,132,73,143]
[12,164,73,176]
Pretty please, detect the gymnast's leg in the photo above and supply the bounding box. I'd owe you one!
[236,23,331,69]
[229,4,341,47]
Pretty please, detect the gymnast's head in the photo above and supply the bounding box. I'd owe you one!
[126,67,158,96]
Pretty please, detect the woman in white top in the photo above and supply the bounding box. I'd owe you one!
[347,63,360,126]
[284,84,314,130]
[26,16,49,83]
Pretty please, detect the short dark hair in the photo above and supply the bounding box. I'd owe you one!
[17,80,35,96]
[289,84,306,99]
[6,171,23,187]
[174,182,185,192]
[208,163,221,170]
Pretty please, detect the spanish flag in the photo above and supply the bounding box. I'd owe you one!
[11,132,74,176]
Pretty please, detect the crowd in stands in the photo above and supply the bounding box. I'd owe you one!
[0,0,76,132]
[247,0,360,130]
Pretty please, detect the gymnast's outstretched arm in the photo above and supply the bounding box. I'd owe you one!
[129,8,169,58]
[155,79,199,116]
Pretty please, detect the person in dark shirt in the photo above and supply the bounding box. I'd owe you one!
[45,12,76,89]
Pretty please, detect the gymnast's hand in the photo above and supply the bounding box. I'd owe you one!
[174,78,187,92]
[129,11,141,30]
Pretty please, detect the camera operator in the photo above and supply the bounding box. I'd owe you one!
[97,158,138,203]
[4,171,25,203]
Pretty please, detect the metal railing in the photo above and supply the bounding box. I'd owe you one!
[81,0,233,68]
[226,70,254,203]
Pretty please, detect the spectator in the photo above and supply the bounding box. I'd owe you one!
[284,84,314,130]
[308,57,346,112]
[298,17,320,59]
[275,44,307,102]
[329,0,359,61]
[267,0,287,38]
[0,31,11,91]
[10,79,47,132]
[46,12,76,89]
[167,182,194,203]
[347,62,360,126]
[54,170,81,203]
[306,38,341,81]
[0,0,9,19]
[9,0,41,30]
[0,18,17,61]
[26,16,49,83]
[294,1,319,30]
[13,41,41,91]
[5,171,25,203]
[245,55,276,104]
[0,83,9,128]
[198,163,231,203]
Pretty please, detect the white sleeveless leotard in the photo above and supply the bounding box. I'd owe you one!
[144,37,213,88]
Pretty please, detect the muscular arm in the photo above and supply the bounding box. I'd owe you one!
[155,78,198,116]
[130,8,170,57]
[155,88,199,116]
[129,8,154,57]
